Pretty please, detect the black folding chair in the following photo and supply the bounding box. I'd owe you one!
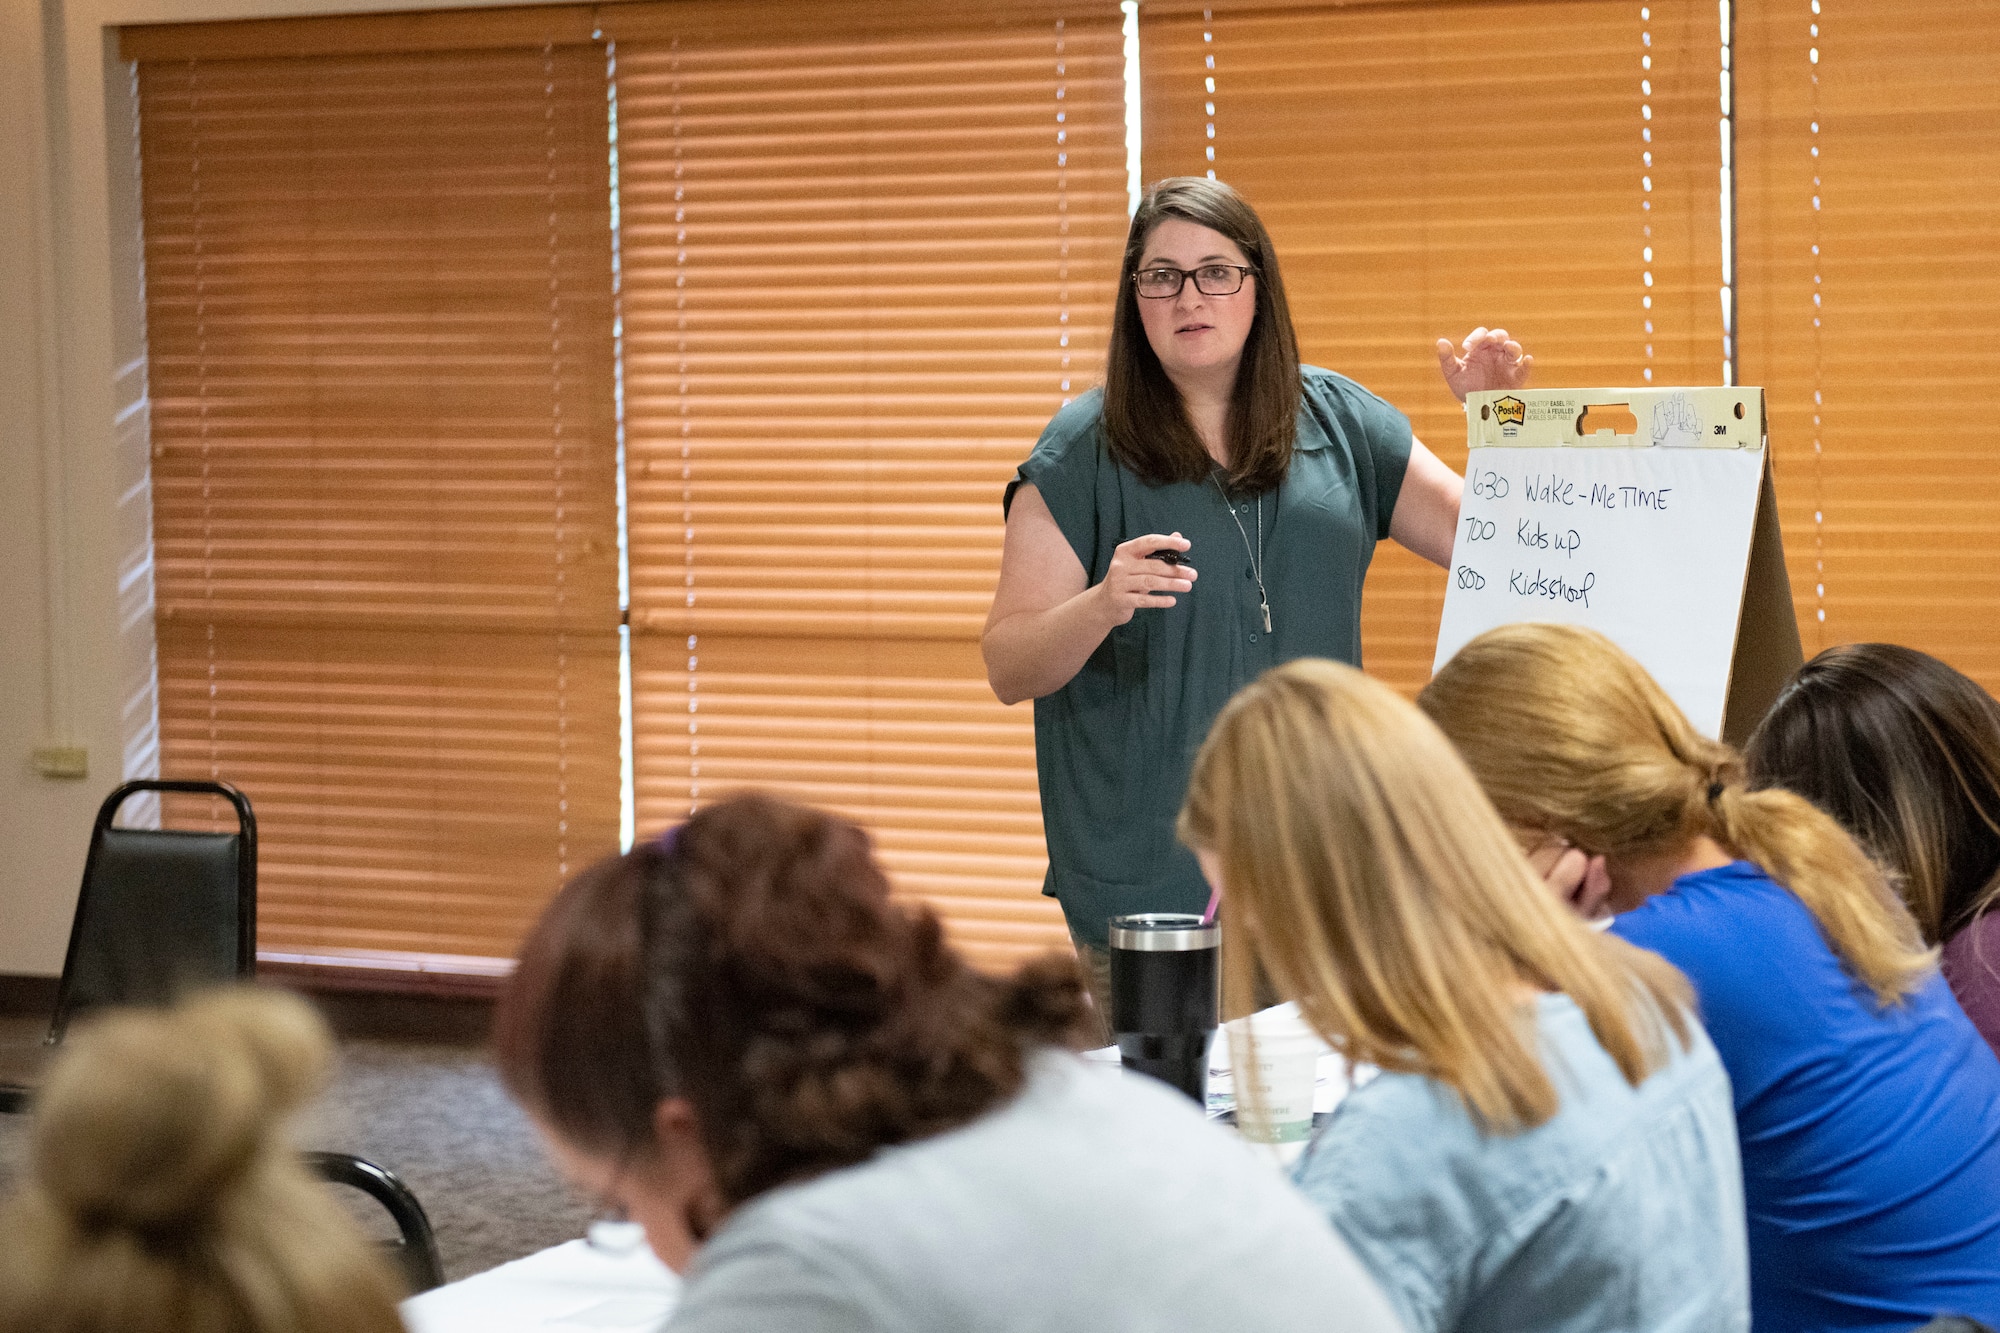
[306,1151,446,1293]
[46,779,257,1044]
[0,780,256,1116]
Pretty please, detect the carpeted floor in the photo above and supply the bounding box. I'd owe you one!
[0,997,593,1284]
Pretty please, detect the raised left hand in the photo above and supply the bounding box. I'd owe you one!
[1436,327,1534,404]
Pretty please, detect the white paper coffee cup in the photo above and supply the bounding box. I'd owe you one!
[1225,1006,1320,1145]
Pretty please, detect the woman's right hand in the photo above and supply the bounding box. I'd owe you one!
[1525,835,1614,921]
[984,489,1199,704]
[1095,534,1198,626]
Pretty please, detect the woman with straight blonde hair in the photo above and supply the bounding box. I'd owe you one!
[1422,622,2000,1333]
[0,988,407,1333]
[1180,657,1747,1333]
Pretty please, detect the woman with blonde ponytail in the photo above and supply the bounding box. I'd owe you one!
[1423,623,2000,1333]
[0,988,407,1333]
[1180,658,1748,1333]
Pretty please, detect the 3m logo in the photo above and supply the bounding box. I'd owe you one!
[1494,396,1527,427]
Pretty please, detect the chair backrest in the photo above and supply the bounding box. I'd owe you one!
[49,781,256,1042]
[305,1151,446,1294]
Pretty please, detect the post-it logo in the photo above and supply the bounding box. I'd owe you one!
[1494,396,1527,427]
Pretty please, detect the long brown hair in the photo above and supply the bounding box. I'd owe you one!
[1178,658,1693,1134]
[1421,623,1935,1007]
[1747,642,2000,943]
[0,989,406,1333]
[1102,177,1303,494]
[494,792,1091,1205]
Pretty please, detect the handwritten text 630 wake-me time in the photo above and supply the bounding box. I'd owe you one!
[1470,469,1672,512]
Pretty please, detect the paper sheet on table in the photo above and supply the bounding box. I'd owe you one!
[401,1237,681,1333]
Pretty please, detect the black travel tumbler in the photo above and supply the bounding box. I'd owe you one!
[1109,912,1220,1103]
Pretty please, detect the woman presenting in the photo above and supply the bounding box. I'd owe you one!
[983,176,1529,1008]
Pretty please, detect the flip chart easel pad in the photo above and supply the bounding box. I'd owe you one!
[1433,444,1765,737]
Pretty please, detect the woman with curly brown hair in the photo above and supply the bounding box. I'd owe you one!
[493,791,1404,1333]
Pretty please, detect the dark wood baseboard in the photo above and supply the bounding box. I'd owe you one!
[295,988,495,1046]
[255,958,499,1045]
[0,968,493,1046]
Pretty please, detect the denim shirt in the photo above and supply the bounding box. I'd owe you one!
[1294,993,1749,1333]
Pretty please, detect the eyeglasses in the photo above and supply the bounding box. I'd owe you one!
[1132,264,1257,299]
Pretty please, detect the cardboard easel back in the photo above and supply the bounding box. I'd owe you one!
[1720,452,1804,746]
[1439,387,1802,743]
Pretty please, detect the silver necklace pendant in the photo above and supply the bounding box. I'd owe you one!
[1211,472,1272,635]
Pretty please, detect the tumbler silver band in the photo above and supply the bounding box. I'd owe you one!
[1108,913,1220,951]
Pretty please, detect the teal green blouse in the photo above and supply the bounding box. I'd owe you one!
[1005,368,1413,947]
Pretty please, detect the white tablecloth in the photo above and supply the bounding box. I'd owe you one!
[401,1236,681,1333]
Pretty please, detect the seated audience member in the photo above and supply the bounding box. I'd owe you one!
[1746,642,2000,1055]
[492,792,1407,1333]
[1421,623,2000,1333]
[1178,657,1748,1333]
[0,988,407,1333]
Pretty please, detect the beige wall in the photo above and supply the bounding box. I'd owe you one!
[0,0,510,975]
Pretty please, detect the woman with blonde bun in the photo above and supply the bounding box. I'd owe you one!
[1179,657,1747,1333]
[1421,622,2000,1333]
[0,988,407,1333]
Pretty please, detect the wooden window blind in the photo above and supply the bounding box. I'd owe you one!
[1139,0,1726,695]
[602,2,1129,971]
[1735,0,2000,687]
[128,21,623,969]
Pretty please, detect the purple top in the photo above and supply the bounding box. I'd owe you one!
[1944,911,2000,1059]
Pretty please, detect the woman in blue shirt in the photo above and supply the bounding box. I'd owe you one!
[1423,622,2000,1333]
[982,175,1530,1014]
